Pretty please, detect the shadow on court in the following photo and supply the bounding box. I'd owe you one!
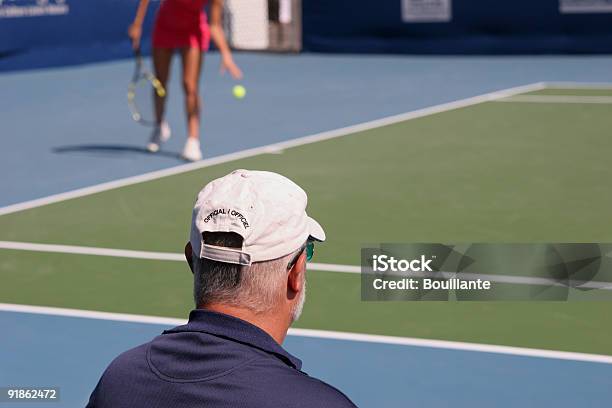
[53,144,184,161]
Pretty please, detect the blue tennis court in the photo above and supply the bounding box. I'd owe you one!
[2,309,611,408]
[4,53,612,206]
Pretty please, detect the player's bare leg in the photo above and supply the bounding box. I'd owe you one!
[147,47,173,152]
[152,47,173,124]
[180,46,204,161]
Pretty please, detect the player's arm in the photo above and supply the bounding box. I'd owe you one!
[128,0,150,50]
[209,0,243,79]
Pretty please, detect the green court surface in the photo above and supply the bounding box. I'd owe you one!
[2,85,612,355]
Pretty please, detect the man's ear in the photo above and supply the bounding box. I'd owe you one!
[287,251,306,295]
[185,242,194,274]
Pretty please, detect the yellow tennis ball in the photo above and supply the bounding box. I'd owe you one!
[233,85,246,99]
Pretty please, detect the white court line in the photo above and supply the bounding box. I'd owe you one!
[2,240,611,290]
[0,240,359,273]
[0,241,185,262]
[543,81,612,89]
[1,302,612,365]
[496,95,612,104]
[0,82,546,217]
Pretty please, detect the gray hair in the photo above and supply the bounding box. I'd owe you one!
[193,232,299,314]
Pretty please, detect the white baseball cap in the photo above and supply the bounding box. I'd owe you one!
[190,169,325,265]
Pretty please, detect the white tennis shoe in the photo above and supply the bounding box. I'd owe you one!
[182,138,202,162]
[147,121,171,153]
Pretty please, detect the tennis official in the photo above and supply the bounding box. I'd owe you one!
[86,169,357,408]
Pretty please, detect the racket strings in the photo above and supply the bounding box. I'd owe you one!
[128,50,166,126]
[128,74,166,125]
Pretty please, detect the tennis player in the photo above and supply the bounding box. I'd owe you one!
[128,0,243,161]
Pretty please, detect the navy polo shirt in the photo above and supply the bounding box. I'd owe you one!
[86,309,357,407]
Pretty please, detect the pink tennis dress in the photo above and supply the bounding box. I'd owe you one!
[152,0,211,51]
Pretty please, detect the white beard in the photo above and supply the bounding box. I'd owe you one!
[290,278,306,323]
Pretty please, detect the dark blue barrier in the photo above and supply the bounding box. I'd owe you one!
[0,0,157,72]
[303,0,612,54]
[3,0,612,72]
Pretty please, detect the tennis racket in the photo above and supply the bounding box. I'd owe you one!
[127,47,166,126]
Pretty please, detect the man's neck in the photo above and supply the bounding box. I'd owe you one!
[202,303,290,344]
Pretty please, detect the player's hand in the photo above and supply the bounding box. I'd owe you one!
[128,23,142,50]
[220,56,243,80]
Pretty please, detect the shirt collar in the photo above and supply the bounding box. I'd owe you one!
[163,309,302,370]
